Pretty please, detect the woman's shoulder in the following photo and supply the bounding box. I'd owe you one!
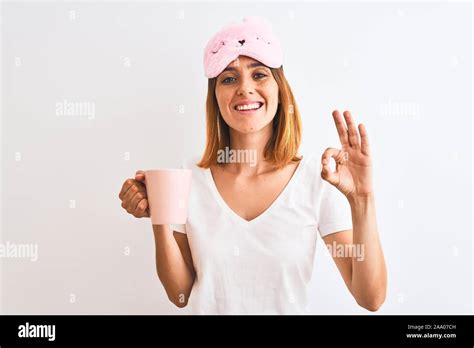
[297,152,324,185]
[300,152,320,169]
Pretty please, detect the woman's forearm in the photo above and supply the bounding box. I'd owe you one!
[348,193,387,311]
[152,224,195,307]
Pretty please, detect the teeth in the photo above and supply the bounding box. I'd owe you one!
[236,103,261,111]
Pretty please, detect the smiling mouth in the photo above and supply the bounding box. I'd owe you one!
[234,102,264,112]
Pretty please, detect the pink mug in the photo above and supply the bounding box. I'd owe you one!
[144,169,192,225]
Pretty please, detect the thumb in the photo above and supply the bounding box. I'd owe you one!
[321,147,346,165]
[135,170,146,182]
[321,147,342,186]
[321,162,339,186]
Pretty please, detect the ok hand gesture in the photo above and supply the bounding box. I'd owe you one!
[321,110,373,200]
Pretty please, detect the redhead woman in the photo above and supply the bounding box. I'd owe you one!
[118,16,387,314]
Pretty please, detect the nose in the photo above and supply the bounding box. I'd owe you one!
[236,75,255,96]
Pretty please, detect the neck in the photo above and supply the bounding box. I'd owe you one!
[222,124,274,176]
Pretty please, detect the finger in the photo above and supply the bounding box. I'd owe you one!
[119,179,135,200]
[122,183,147,205]
[321,147,347,166]
[343,110,360,148]
[135,170,146,182]
[129,191,147,212]
[358,123,370,155]
[122,183,139,203]
[321,160,340,186]
[135,197,148,214]
[136,209,150,218]
[332,110,349,146]
[131,202,150,218]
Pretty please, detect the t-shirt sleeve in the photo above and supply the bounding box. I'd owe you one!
[170,223,186,234]
[317,180,353,238]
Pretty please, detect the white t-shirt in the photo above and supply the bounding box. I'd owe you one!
[170,153,352,314]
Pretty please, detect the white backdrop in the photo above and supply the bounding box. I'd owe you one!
[1,1,472,314]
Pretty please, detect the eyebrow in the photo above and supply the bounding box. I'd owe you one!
[222,62,268,73]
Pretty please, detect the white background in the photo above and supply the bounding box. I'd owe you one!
[1,1,472,314]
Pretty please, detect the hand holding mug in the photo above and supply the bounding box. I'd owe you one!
[119,170,150,218]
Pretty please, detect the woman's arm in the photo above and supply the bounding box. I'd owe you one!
[347,193,386,310]
[153,225,196,308]
[320,110,387,311]
[322,195,387,311]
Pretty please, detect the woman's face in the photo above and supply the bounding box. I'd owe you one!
[215,55,279,134]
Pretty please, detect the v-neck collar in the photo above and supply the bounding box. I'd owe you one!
[205,156,306,228]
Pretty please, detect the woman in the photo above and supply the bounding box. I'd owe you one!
[119,16,387,314]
